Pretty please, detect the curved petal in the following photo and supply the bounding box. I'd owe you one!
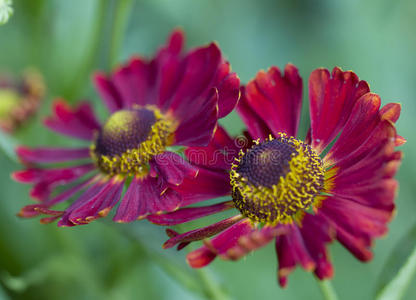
[150,151,198,186]
[244,64,303,137]
[308,67,370,153]
[43,100,101,141]
[237,87,271,140]
[275,214,334,287]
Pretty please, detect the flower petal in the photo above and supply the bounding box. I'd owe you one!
[163,215,243,249]
[150,151,198,186]
[185,126,240,171]
[173,167,231,206]
[43,100,101,141]
[308,67,370,153]
[186,219,253,268]
[16,146,90,164]
[237,87,271,140]
[244,64,303,137]
[147,201,234,225]
[323,93,382,166]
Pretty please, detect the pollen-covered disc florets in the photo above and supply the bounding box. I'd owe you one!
[91,107,174,176]
[230,133,324,225]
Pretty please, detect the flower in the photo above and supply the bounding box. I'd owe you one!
[0,69,45,132]
[13,29,240,226]
[0,0,13,25]
[150,65,405,286]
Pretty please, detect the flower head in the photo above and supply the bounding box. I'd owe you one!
[13,30,240,226]
[151,65,404,286]
[0,69,45,132]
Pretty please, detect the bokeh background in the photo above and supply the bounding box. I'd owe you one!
[0,0,415,299]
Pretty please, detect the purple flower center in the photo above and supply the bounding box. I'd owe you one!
[230,133,325,225]
[90,107,174,176]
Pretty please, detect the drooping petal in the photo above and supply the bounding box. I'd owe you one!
[43,100,101,141]
[147,201,234,225]
[18,176,97,219]
[13,164,96,201]
[318,195,393,261]
[308,67,370,153]
[150,151,198,186]
[59,177,124,226]
[186,219,254,268]
[16,146,90,164]
[163,215,243,249]
[244,64,303,137]
[221,225,287,261]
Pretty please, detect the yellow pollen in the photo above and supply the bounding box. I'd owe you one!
[230,133,325,225]
[90,107,175,176]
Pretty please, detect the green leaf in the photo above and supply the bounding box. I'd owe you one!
[376,224,416,300]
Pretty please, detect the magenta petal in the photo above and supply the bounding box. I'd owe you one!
[43,100,101,141]
[113,175,180,223]
[323,93,381,166]
[244,64,303,137]
[222,225,287,261]
[148,201,234,225]
[185,126,240,171]
[215,63,240,118]
[93,72,124,113]
[150,151,198,186]
[58,178,108,226]
[60,177,124,226]
[308,67,370,153]
[237,87,271,140]
[16,146,90,164]
[186,219,253,268]
[318,195,392,261]
[173,87,218,147]
[163,215,243,249]
[173,167,231,206]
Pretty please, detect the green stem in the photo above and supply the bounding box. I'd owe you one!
[377,243,416,300]
[108,0,134,69]
[318,280,339,300]
[196,268,231,300]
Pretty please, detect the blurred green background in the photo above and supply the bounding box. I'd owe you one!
[0,0,415,299]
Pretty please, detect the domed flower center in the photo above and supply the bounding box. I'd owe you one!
[91,107,174,176]
[230,133,324,225]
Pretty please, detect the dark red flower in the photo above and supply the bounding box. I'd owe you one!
[13,30,240,226]
[151,65,404,286]
[0,69,45,132]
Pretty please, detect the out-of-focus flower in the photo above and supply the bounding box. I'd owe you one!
[0,0,13,25]
[13,29,240,227]
[151,65,405,286]
[0,69,45,132]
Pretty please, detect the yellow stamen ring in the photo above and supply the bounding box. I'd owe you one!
[90,107,175,176]
[230,133,325,225]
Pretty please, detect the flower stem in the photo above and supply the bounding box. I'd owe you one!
[196,268,231,300]
[108,0,134,69]
[318,280,339,300]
